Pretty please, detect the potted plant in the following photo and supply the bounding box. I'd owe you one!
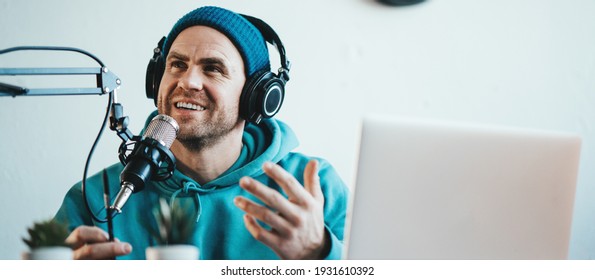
[145,198,199,260]
[22,219,72,260]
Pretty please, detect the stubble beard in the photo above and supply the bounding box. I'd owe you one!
[174,107,242,152]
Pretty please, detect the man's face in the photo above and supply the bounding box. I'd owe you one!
[157,25,246,148]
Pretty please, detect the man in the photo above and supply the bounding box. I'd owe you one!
[54,6,348,260]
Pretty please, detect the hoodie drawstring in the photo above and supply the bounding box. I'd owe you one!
[170,181,210,223]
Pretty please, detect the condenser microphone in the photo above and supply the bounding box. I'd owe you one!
[110,114,179,213]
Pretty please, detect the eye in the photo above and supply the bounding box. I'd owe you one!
[171,60,187,69]
[204,64,223,74]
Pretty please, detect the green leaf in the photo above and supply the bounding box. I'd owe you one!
[149,198,197,245]
[22,219,69,249]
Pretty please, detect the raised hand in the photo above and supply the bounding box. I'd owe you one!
[234,160,329,259]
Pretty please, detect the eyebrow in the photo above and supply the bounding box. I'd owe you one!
[167,51,190,62]
[199,57,227,67]
[167,51,229,71]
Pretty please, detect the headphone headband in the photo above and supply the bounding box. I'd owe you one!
[240,14,291,82]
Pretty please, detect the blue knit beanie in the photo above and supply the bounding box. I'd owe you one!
[162,6,271,77]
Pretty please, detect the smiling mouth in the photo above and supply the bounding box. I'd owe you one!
[176,102,205,111]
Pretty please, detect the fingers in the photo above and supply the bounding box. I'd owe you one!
[65,225,109,249]
[303,160,323,201]
[261,160,323,207]
[237,160,324,225]
[262,162,309,204]
[234,193,293,236]
[238,177,299,223]
[242,214,279,251]
[72,241,132,260]
[65,225,132,260]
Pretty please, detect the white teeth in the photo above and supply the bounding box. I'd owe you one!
[176,102,205,111]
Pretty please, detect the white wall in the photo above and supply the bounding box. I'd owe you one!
[1,0,594,259]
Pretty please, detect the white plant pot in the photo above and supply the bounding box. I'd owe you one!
[22,246,73,260]
[145,245,199,260]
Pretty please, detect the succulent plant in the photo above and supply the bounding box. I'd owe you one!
[149,198,197,245]
[22,219,69,249]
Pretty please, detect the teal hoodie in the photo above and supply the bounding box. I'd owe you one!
[54,111,348,260]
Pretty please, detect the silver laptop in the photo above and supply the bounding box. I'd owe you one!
[343,115,582,259]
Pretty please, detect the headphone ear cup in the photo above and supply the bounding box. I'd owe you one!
[240,71,285,124]
[145,55,164,106]
[146,37,166,106]
[261,76,285,118]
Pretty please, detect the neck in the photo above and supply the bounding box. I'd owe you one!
[170,127,244,185]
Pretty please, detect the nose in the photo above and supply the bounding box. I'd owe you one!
[178,66,203,92]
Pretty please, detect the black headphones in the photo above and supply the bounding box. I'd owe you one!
[145,14,291,124]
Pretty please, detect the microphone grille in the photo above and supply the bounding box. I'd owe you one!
[143,114,179,148]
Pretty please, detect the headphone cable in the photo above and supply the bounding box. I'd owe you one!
[0,45,112,224]
[81,90,113,223]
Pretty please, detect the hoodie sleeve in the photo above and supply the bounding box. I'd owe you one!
[53,163,124,232]
[317,158,350,260]
[53,183,92,232]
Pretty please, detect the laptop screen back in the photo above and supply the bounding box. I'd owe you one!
[343,115,581,259]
